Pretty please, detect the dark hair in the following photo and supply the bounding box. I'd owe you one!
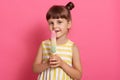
[46,2,74,21]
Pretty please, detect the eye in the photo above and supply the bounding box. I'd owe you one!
[57,20,62,24]
[49,22,53,25]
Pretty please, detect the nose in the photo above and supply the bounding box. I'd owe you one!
[52,23,58,30]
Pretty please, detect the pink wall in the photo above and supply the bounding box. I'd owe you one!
[0,0,120,80]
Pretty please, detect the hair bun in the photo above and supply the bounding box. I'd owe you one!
[65,2,75,10]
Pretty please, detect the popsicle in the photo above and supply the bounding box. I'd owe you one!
[51,30,56,54]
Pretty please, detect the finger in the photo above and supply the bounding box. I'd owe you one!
[50,61,59,65]
[50,59,59,64]
[50,55,56,59]
[49,58,57,61]
[54,54,58,57]
[49,55,54,59]
[49,58,58,65]
[50,64,59,68]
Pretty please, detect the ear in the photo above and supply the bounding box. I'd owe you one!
[67,21,72,29]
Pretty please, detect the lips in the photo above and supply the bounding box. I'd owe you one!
[55,30,61,33]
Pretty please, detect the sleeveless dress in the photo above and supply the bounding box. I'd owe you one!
[37,39,74,80]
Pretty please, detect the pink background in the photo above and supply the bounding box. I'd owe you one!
[0,0,120,80]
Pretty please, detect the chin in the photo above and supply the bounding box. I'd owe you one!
[56,35,62,39]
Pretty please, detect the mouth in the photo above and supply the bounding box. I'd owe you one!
[54,29,61,33]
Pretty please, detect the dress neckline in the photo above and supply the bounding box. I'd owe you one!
[49,38,70,46]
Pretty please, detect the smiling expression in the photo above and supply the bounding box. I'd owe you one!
[48,18,71,39]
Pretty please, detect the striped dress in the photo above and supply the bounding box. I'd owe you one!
[37,39,74,80]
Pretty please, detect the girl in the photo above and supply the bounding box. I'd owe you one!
[33,2,82,80]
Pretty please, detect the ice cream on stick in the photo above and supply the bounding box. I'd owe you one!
[51,30,56,54]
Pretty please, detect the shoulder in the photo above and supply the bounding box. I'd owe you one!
[40,39,51,48]
[41,39,51,44]
[68,39,78,48]
[68,40,80,53]
[67,39,80,52]
[67,39,74,46]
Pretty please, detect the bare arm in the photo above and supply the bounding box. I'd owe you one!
[32,44,50,73]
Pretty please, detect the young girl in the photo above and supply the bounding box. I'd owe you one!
[33,2,82,80]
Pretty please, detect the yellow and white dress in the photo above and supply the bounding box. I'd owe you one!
[37,39,74,80]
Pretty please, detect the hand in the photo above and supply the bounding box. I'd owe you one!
[49,54,63,68]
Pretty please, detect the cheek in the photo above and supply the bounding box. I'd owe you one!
[60,24,66,29]
[49,26,53,31]
[61,25,68,31]
[60,26,64,29]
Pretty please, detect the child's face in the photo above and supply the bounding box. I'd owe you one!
[48,18,71,38]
